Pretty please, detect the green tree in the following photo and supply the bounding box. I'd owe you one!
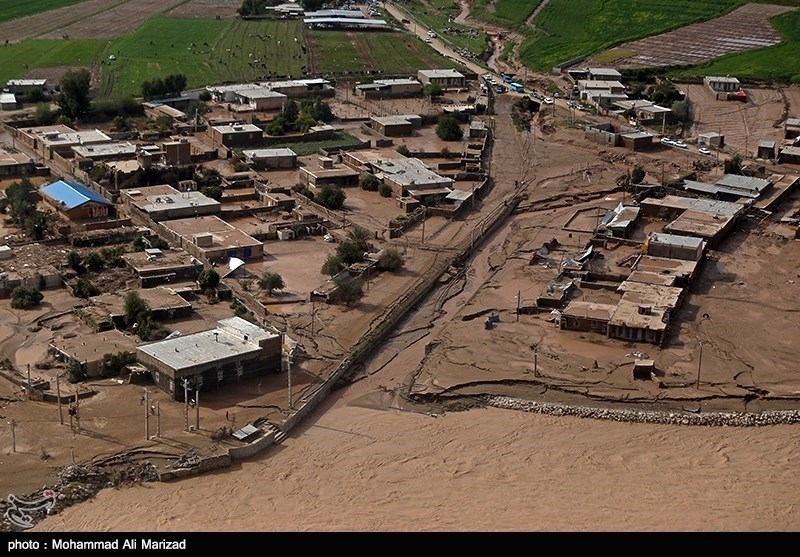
[281,99,299,126]
[725,153,743,175]
[197,268,220,290]
[73,278,99,299]
[98,351,136,378]
[630,166,646,185]
[10,285,43,309]
[335,238,365,265]
[200,184,222,201]
[378,183,393,197]
[4,178,38,226]
[67,358,87,383]
[34,103,54,125]
[84,251,105,273]
[258,272,285,294]
[377,247,404,272]
[345,226,371,252]
[328,277,364,306]
[321,254,346,276]
[57,69,91,120]
[671,99,692,123]
[124,291,151,327]
[23,210,49,240]
[359,174,379,191]
[436,114,463,141]
[296,112,317,134]
[316,185,346,209]
[423,83,443,99]
[66,251,85,274]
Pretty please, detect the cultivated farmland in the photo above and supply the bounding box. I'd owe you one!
[588,3,796,70]
[0,0,83,25]
[518,0,744,71]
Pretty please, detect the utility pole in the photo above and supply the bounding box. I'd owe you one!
[144,388,150,440]
[74,391,81,434]
[8,420,16,453]
[182,378,190,432]
[696,341,703,390]
[516,290,521,322]
[56,372,63,425]
[195,387,200,430]
[287,352,293,409]
[155,401,161,437]
[421,206,426,243]
[26,364,32,397]
[311,296,315,336]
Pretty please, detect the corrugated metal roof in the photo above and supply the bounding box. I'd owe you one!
[39,179,112,210]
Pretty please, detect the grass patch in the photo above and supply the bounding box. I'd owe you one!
[0,39,104,86]
[392,0,489,60]
[0,0,84,24]
[591,48,634,64]
[472,0,542,27]
[519,0,744,72]
[264,131,364,156]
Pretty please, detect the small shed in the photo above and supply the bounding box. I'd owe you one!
[757,140,776,160]
[232,424,260,442]
[633,359,655,380]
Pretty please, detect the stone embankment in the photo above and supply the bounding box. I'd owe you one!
[487,396,800,427]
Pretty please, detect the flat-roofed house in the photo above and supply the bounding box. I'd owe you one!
[136,316,282,400]
[356,78,422,98]
[207,123,263,148]
[417,69,465,89]
[370,115,414,137]
[162,215,263,263]
[704,75,740,93]
[120,184,221,221]
[370,157,454,197]
[241,147,298,170]
[645,232,705,262]
[559,301,616,335]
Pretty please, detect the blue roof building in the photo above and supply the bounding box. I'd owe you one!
[39,179,113,219]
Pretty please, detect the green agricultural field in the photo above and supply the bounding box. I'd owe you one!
[264,131,364,156]
[393,0,489,57]
[0,0,83,24]
[471,0,542,28]
[518,0,744,72]
[669,10,800,83]
[0,39,104,86]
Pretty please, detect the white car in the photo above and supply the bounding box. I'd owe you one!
[660,137,674,146]
[698,147,711,155]
[673,140,688,149]
[427,30,437,38]
[543,97,554,105]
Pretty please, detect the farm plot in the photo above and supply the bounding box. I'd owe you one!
[589,3,797,70]
[0,40,104,88]
[209,19,307,82]
[167,0,240,19]
[0,0,84,25]
[38,0,186,40]
[518,0,743,72]
[686,83,786,156]
[102,17,229,98]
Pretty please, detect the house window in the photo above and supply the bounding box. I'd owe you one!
[169,379,174,393]
[590,320,597,330]
[573,319,580,327]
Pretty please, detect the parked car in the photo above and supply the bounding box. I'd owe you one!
[660,137,675,146]
[543,97,554,105]
[427,30,437,38]
[698,147,712,155]
[673,140,688,149]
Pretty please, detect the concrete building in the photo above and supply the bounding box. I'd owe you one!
[619,131,655,151]
[757,140,776,160]
[122,247,204,288]
[559,301,615,335]
[785,117,800,140]
[121,184,221,222]
[237,89,288,111]
[136,316,282,400]
[163,139,193,166]
[5,79,50,95]
[778,145,800,165]
[241,148,298,170]
[639,195,744,246]
[0,93,17,111]
[162,215,264,263]
[698,131,725,148]
[645,232,705,262]
[0,148,35,177]
[49,329,138,378]
[369,157,454,197]
[207,123,263,148]
[19,126,112,159]
[39,179,114,220]
[89,287,193,328]
[370,115,414,137]
[704,75,740,93]
[355,78,422,98]
[630,255,700,288]
[417,69,466,89]
[299,156,360,188]
[72,142,137,161]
